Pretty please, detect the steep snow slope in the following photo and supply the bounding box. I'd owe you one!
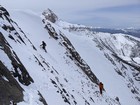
[0,6,139,105]
[63,32,140,105]
[58,24,140,105]
[0,6,121,105]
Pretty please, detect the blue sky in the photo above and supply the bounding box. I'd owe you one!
[75,4,140,28]
[1,0,140,29]
[95,4,140,13]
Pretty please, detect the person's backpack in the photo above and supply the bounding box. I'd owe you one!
[42,41,46,46]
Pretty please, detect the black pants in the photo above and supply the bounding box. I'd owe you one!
[42,46,47,52]
[100,88,102,94]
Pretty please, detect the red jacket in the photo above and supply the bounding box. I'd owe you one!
[99,82,103,89]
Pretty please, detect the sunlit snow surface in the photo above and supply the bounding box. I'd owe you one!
[0,9,140,105]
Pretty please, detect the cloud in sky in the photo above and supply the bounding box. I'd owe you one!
[78,4,140,28]
[1,0,140,28]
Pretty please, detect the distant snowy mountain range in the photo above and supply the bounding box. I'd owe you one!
[0,5,140,105]
[91,28,140,38]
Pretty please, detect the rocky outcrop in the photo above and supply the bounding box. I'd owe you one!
[42,9,58,23]
[0,5,34,86]
[0,31,34,104]
[0,5,35,104]
[59,32,99,84]
[43,21,99,84]
[0,32,34,86]
[38,91,48,105]
[0,61,23,105]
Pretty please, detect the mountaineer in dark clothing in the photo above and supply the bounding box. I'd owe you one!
[40,41,47,52]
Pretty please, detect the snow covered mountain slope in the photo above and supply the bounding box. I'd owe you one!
[57,22,140,105]
[0,6,140,105]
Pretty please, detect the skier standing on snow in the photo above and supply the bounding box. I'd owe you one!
[40,41,47,52]
[99,82,104,95]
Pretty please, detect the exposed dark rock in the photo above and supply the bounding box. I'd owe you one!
[0,32,34,86]
[0,6,37,104]
[44,22,58,39]
[42,9,58,23]
[0,5,11,23]
[0,5,10,16]
[44,22,99,85]
[0,61,23,105]
[38,91,48,105]
[8,35,15,41]
[112,54,140,72]
[59,32,99,84]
